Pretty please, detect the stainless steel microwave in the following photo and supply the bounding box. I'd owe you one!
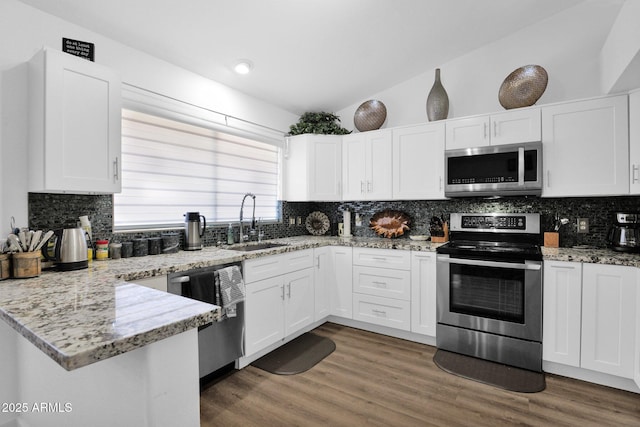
[444,141,542,197]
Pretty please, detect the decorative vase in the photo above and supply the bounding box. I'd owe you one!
[426,68,449,121]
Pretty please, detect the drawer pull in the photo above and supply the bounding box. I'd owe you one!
[372,309,387,317]
[372,281,388,288]
[372,257,387,261]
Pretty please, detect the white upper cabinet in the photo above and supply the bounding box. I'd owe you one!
[445,108,541,149]
[283,134,342,201]
[542,95,629,197]
[630,90,640,194]
[342,130,392,200]
[28,47,122,194]
[392,122,445,200]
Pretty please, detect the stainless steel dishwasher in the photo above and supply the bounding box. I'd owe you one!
[168,262,245,379]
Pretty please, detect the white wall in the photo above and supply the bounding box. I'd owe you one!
[600,0,640,93]
[0,0,299,233]
[336,1,624,131]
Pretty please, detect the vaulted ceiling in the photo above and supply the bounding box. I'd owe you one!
[19,0,592,115]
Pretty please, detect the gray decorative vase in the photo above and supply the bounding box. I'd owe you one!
[426,68,449,121]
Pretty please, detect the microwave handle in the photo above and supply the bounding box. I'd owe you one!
[438,256,541,271]
[518,146,525,186]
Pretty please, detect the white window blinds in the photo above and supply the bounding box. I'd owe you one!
[114,109,281,229]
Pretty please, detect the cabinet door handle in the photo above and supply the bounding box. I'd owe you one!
[281,285,285,301]
[493,121,498,137]
[633,165,639,184]
[113,157,119,181]
[287,283,291,298]
[361,180,365,194]
[439,176,443,191]
[372,309,387,317]
[483,122,488,139]
[367,181,372,192]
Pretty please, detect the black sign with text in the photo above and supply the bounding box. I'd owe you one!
[62,38,95,61]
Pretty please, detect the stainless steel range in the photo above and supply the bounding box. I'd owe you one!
[436,213,543,372]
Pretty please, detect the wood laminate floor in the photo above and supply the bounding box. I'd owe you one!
[200,323,640,426]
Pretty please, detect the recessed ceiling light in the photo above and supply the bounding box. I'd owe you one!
[234,60,253,75]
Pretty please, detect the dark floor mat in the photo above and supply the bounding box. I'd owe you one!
[252,332,336,375]
[433,349,546,393]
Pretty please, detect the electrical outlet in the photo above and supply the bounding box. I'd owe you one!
[296,216,302,225]
[289,217,295,226]
[577,218,589,233]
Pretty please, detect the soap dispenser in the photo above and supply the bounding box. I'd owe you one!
[227,223,235,244]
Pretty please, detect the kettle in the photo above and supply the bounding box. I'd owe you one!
[607,212,640,253]
[184,212,206,250]
[42,227,89,271]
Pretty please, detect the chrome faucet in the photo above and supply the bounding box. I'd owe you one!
[239,193,256,242]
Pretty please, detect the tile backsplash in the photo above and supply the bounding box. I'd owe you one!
[28,193,640,249]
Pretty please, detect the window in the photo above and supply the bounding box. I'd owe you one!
[114,109,281,230]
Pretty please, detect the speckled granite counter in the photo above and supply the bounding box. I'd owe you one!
[542,246,640,267]
[2,234,634,372]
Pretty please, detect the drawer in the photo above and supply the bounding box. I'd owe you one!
[283,249,314,273]
[352,293,411,331]
[243,254,284,283]
[353,266,410,301]
[243,249,314,283]
[352,248,411,270]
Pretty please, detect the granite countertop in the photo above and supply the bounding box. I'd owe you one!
[542,246,640,267]
[1,235,635,372]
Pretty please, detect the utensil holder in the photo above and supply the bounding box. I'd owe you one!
[0,254,10,280]
[12,252,42,278]
[544,232,559,248]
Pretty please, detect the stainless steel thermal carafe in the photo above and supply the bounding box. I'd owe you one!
[184,212,206,250]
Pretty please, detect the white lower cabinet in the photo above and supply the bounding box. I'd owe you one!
[581,263,637,378]
[352,248,411,331]
[330,246,353,318]
[543,261,582,366]
[244,250,315,356]
[410,251,437,337]
[352,293,411,331]
[245,275,286,356]
[314,247,331,321]
[543,261,638,381]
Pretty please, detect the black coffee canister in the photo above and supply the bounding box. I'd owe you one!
[121,241,133,258]
[148,237,162,255]
[133,238,148,257]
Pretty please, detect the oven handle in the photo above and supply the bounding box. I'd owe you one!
[437,256,541,271]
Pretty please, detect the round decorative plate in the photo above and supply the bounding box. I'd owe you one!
[354,100,387,132]
[305,211,330,236]
[498,65,548,110]
[370,210,411,239]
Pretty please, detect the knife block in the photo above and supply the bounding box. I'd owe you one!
[431,222,449,243]
[544,232,559,248]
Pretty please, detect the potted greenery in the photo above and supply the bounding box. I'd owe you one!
[288,112,351,136]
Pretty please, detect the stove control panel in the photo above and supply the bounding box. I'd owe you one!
[461,215,526,230]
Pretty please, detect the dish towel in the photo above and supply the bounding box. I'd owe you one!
[218,265,245,319]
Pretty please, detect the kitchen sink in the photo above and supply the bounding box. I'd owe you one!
[226,242,288,252]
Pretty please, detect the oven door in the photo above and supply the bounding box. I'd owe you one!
[436,254,542,341]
